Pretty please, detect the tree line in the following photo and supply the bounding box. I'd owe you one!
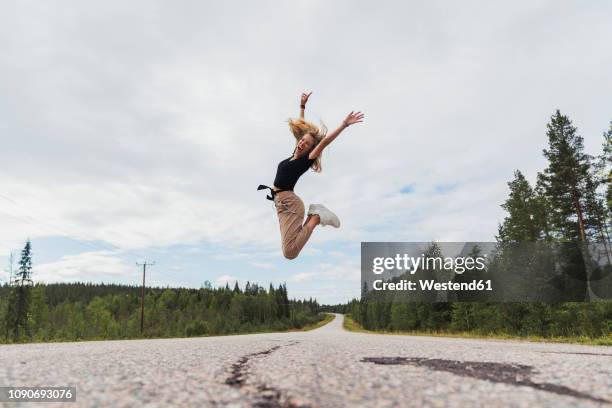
[337,110,612,340]
[1,242,322,343]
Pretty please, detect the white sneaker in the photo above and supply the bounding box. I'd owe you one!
[308,204,341,228]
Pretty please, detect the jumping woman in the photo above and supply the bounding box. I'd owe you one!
[258,91,365,259]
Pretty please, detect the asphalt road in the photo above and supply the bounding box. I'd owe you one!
[1,314,610,407]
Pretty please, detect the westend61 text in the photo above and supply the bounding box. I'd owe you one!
[372,279,493,291]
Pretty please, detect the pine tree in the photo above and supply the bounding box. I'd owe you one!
[539,111,592,241]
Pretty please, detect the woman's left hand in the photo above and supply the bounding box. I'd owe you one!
[343,111,365,127]
[301,91,312,107]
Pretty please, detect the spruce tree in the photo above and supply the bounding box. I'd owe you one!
[497,170,543,242]
[15,240,33,284]
[9,240,34,340]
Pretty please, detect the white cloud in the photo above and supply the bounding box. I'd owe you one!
[33,251,137,284]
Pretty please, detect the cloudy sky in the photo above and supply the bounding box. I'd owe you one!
[1,1,610,303]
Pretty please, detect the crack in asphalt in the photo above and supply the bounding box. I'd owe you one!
[225,341,311,408]
[226,345,282,388]
[361,357,609,403]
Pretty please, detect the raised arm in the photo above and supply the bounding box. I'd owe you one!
[308,111,365,160]
[300,91,312,119]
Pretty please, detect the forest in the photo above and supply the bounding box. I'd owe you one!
[1,261,323,343]
[330,110,612,341]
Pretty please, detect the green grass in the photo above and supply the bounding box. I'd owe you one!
[342,315,612,346]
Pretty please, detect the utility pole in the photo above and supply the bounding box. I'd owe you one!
[136,261,155,335]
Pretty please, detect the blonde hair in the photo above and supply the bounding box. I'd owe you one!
[286,117,328,172]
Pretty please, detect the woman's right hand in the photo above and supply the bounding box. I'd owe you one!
[343,111,365,127]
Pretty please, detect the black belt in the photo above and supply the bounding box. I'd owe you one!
[257,185,287,201]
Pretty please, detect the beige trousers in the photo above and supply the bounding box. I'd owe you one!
[274,191,314,259]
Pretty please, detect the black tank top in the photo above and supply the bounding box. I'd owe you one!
[273,153,315,191]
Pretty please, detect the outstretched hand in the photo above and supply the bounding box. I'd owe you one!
[343,111,365,127]
[300,91,312,106]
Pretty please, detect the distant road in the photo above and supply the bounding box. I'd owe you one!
[1,314,610,407]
